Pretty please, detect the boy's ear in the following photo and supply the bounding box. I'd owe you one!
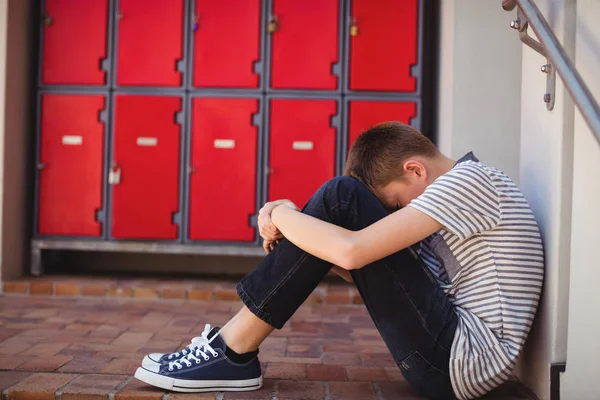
[403,160,427,179]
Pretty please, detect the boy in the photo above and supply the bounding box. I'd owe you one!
[135,122,543,399]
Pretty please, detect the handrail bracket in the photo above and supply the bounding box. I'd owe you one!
[511,8,556,110]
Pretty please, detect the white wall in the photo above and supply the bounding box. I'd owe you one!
[437,0,523,182]
[515,1,576,399]
[561,0,600,398]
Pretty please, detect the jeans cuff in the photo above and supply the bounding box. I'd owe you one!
[235,281,281,329]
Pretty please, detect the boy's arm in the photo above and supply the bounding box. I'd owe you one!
[271,204,441,270]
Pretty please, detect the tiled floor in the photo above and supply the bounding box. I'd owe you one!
[0,278,536,399]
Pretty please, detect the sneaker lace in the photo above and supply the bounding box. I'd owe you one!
[165,324,212,361]
[168,329,220,371]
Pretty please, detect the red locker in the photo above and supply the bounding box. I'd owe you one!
[349,0,418,91]
[270,0,339,90]
[189,98,258,241]
[193,0,261,88]
[38,94,104,236]
[348,101,417,149]
[117,0,183,86]
[112,95,181,239]
[42,0,108,85]
[269,99,337,207]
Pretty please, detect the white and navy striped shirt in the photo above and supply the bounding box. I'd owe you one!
[408,153,543,399]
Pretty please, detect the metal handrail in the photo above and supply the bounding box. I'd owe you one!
[502,0,600,145]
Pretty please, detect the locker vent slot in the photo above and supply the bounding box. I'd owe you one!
[136,137,158,146]
[214,139,236,149]
[62,135,83,145]
[292,141,314,151]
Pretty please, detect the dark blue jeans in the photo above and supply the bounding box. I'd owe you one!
[236,177,458,399]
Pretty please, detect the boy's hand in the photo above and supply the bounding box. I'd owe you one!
[258,199,299,253]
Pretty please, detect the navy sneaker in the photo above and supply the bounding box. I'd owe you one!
[135,329,262,392]
[142,324,213,369]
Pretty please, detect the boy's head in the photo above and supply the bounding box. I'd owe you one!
[345,121,442,210]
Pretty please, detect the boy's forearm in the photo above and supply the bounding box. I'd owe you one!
[270,205,356,269]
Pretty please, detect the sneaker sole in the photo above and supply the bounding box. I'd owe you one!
[134,367,263,392]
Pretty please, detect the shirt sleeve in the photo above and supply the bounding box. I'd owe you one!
[407,163,501,240]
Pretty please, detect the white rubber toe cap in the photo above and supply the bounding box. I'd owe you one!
[141,354,164,370]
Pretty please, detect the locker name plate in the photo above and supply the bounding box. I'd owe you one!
[214,139,236,149]
[137,137,158,146]
[62,135,83,145]
[292,141,314,151]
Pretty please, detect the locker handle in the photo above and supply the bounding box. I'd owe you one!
[350,17,358,37]
[267,15,278,33]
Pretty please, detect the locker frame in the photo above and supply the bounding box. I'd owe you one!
[32,89,111,240]
[185,0,267,92]
[110,0,190,90]
[342,0,424,96]
[107,91,187,242]
[183,92,265,245]
[37,0,115,89]
[263,93,343,208]
[264,0,345,94]
[340,96,422,175]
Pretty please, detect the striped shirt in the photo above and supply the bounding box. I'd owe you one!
[408,153,543,399]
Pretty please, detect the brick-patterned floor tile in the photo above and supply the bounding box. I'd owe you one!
[214,289,239,301]
[81,284,108,297]
[361,352,396,367]
[0,356,34,370]
[60,374,128,400]
[221,378,276,400]
[0,371,32,391]
[5,372,79,400]
[0,328,23,343]
[385,366,404,382]
[260,355,321,364]
[167,392,218,399]
[325,289,351,305]
[29,282,53,296]
[16,355,73,372]
[114,377,165,400]
[159,286,188,300]
[58,357,112,374]
[346,366,389,382]
[100,358,140,375]
[277,380,325,400]
[322,352,362,366]
[112,332,154,348]
[108,286,134,298]
[264,362,307,380]
[22,342,69,356]
[329,381,377,400]
[2,282,28,294]
[306,365,347,381]
[133,287,159,299]
[188,287,213,301]
[55,283,80,297]
[376,381,426,400]
[286,344,321,358]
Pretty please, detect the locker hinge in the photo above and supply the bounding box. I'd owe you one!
[95,209,105,223]
[253,60,263,76]
[251,113,261,127]
[175,111,184,125]
[330,114,340,129]
[42,14,54,26]
[410,64,420,80]
[109,164,121,185]
[100,58,110,74]
[176,59,185,74]
[99,109,108,123]
[172,211,182,226]
[331,62,341,78]
[249,214,258,228]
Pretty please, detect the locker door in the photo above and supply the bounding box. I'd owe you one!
[117,0,183,86]
[269,99,337,207]
[42,0,108,85]
[38,94,104,236]
[349,0,418,92]
[189,98,258,241]
[348,101,417,149]
[270,0,339,90]
[193,0,261,88]
[112,95,181,239]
